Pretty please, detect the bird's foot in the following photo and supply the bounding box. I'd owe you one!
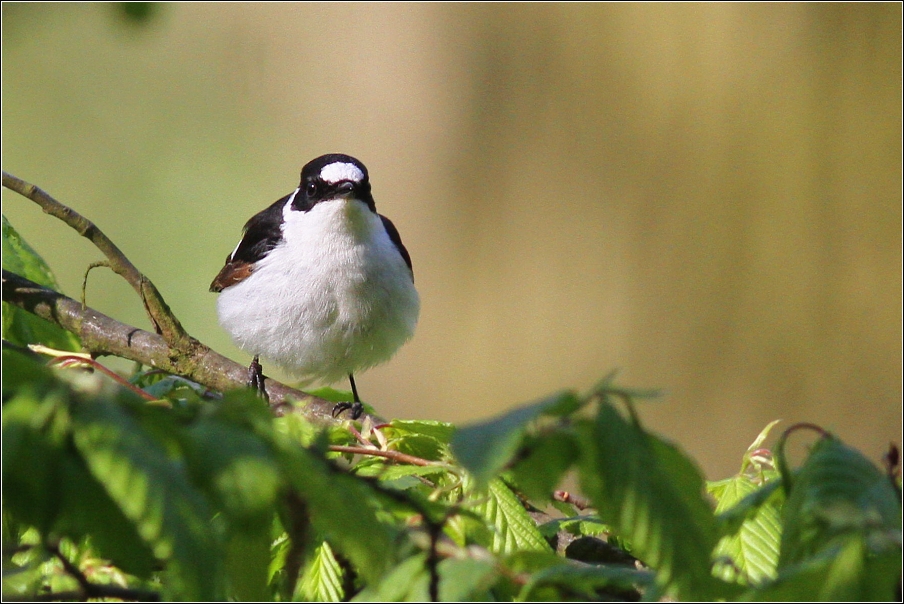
[248,356,269,403]
[331,373,363,419]
[331,401,364,420]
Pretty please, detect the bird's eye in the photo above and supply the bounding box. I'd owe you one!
[306,182,318,198]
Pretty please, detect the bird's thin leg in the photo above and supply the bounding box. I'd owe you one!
[248,355,269,403]
[332,373,364,420]
[349,373,361,403]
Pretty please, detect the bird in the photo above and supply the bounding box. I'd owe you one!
[209,153,420,418]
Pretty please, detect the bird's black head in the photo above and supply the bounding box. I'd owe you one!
[294,154,375,212]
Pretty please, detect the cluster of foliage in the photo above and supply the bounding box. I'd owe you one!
[3,216,901,601]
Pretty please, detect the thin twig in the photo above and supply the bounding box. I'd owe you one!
[81,261,110,309]
[3,171,187,346]
[329,445,441,467]
[47,354,157,401]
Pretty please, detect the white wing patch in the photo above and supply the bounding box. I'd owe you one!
[320,162,364,184]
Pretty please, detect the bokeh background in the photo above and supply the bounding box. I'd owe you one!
[2,3,900,478]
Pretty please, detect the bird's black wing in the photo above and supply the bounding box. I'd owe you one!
[209,194,289,292]
[380,214,413,281]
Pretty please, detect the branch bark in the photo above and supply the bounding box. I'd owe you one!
[2,270,353,421]
[2,172,389,423]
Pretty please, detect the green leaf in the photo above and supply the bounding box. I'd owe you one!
[778,436,901,569]
[224,529,271,602]
[354,462,447,484]
[305,386,356,404]
[2,351,157,577]
[275,417,399,584]
[710,474,781,584]
[473,478,551,555]
[2,215,81,352]
[296,540,346,602]
[182,417,280,526]
[2,384,69,533]
[744,535,901,601]
[578,401,726,599]
[509,430,579,502]
[387,419,456,443]
[590,370,663,402]
[69,394,222,600]
[389,433,449,462]
[538,515,610,539]
[176,405,279,601]
[713,478,784,537]
[519,554,654,601]
[1,347,58,399]
[438,557,497,601]
[54,453,158,578]
[452,390,579,487]
[745,420,782,457]
[351,553,430,602]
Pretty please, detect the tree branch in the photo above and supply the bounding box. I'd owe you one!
[2,269,360,423]
[2,171,187,345]
[2,172,384,424]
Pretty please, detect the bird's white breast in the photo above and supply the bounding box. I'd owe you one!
[216,198,419,384]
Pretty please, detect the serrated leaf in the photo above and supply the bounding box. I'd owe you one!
[275,426,398,584]
[710,475,781,584]
[1,347,59,399]
[2,386,69,533]
[69,395,221,600]
[177,407,278,601]
[538,516,610,539]
[744,535,901,601]
[354,462,447,483]
[351,553,430,602]
[438,557,497,601]
[509,430,579,502]
[713,478,784,537]
[297,540,345,602]
[387,419,456,444]
[778,436,902,569]
[54,453,157,578]
[452,391,579,487]
[182,418,280,525]
[2,351,158,577]
[474,478,551,555]
[2,216,81,352]
[390,433,448,461]
[519,556,654,601]
[578,402,725,599]
[305,386,356,404]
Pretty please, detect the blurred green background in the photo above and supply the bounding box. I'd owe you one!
[2,3,900,478]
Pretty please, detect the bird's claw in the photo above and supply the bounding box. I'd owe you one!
[332,401,363,420]
[248,356,269,403]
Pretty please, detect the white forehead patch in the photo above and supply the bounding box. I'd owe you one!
[320,162,364,184]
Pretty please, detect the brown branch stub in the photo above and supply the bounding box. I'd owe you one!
[2,270,373,424]
[2,171,188,347]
